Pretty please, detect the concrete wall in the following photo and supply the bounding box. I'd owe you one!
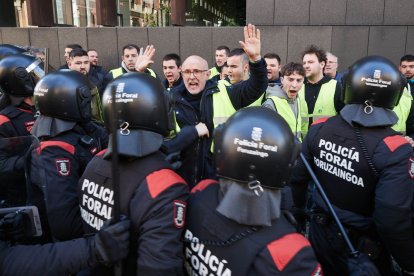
[1,24,413,75]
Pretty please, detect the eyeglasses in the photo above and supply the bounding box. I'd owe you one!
[182,69,208,77]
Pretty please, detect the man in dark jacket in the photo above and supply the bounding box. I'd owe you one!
[79,73,188,275]
[185,107,321,275]
[88,49,108,98]
[27,70,108,242]
[0,211,130,276]
[163,24,268,188]
[291,56,414,275]
[162,53,184,92]
[0,54,44,206]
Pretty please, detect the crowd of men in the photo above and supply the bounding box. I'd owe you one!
[0,23,413,275]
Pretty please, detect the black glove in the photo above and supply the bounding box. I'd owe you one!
[92,219,131,264]
[0,212,30,242]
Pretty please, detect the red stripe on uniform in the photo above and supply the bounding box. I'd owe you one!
[0,115,10,126]
[37,141,75,155]
[383,135,409,152]
[311,117,329,126]
[96,149,107,156]
[146,169,186,199]
[190,179,218,194]
[267,233,311,271]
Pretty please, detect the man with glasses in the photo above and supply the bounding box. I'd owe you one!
[324,52,343,83]
[162,24,268,188]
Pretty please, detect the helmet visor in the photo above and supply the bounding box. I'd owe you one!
[90,86,104,124]
[26,58,45,83]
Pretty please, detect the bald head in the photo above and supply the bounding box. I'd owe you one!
[182,55,209,70]
[181,55,211,95]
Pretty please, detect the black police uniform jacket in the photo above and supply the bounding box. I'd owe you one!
[0,103,35,206]
[0,236,98,276]
[163,59,268,188]
[291,115,414,272]
[185,179,322,276]
[26,123,108,242]
[79,149,189,275]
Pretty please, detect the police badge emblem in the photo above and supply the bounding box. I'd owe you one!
[173,200,186,228]
[251,127,262,142]
[56,158,70,176]
[409,158,414,179]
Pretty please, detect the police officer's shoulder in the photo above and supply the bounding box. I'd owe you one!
[96,149,107,157]
[37,140,75,155]
[266,233,317,271]
[381,135,410,153]
[311,117,329,126]
[0,114,10,126]
[190,179,219,194]
[146,168,187,199]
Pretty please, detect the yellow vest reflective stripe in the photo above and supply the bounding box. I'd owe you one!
[268,96,303,141]
[109,67,157,79]
[147,68,157,78]
[392,86,412,134]
[109,67,123,79]
[212,80,236,128]
[299,79,337,137]
[209,67,219,79]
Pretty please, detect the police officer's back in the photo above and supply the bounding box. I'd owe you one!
[27,70,108,242]
[185,107,321,275]
[291,56,414,275]
[79,73,188,275]
[0,54,44,206]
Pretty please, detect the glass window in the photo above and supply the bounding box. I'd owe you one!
[54,0,96,26]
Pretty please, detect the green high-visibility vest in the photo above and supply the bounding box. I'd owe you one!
[209,67,219,80]
[392,86,413,134]
[268,96,305,141]
[299,79,337,137]
[212,80,264,128]
[109,67,156,79]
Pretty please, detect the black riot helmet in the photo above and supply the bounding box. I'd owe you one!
[342,55,404,109]
[0,54,45,97]
[214,107,301,189]
[0,44,27,60]
[102,72,174,158]
[34,70,97,122]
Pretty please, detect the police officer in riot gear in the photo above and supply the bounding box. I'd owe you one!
[0,207,131,276]
[0,54,45,206]
[185,107,321,275]
[291,56,414,275]
[78,72,188,275]
[0,44,27,60]
[26,70,108,243]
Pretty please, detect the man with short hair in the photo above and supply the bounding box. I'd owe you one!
[162,53,183,92]
[67,49,105,103]
[264,52,282,86]
[103,44,157,89]
[87,49,99,67]
[87,49,108,97]
[163,24,267,187]
[324,52,343,83]
[209,45,230,82]
[68,48,90,75]
[59,44,82,70]
[400,54,414,91]
[393,54,414,136]
[226,48,250,84]
[299,45,343,136]
[263,62,306,141]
